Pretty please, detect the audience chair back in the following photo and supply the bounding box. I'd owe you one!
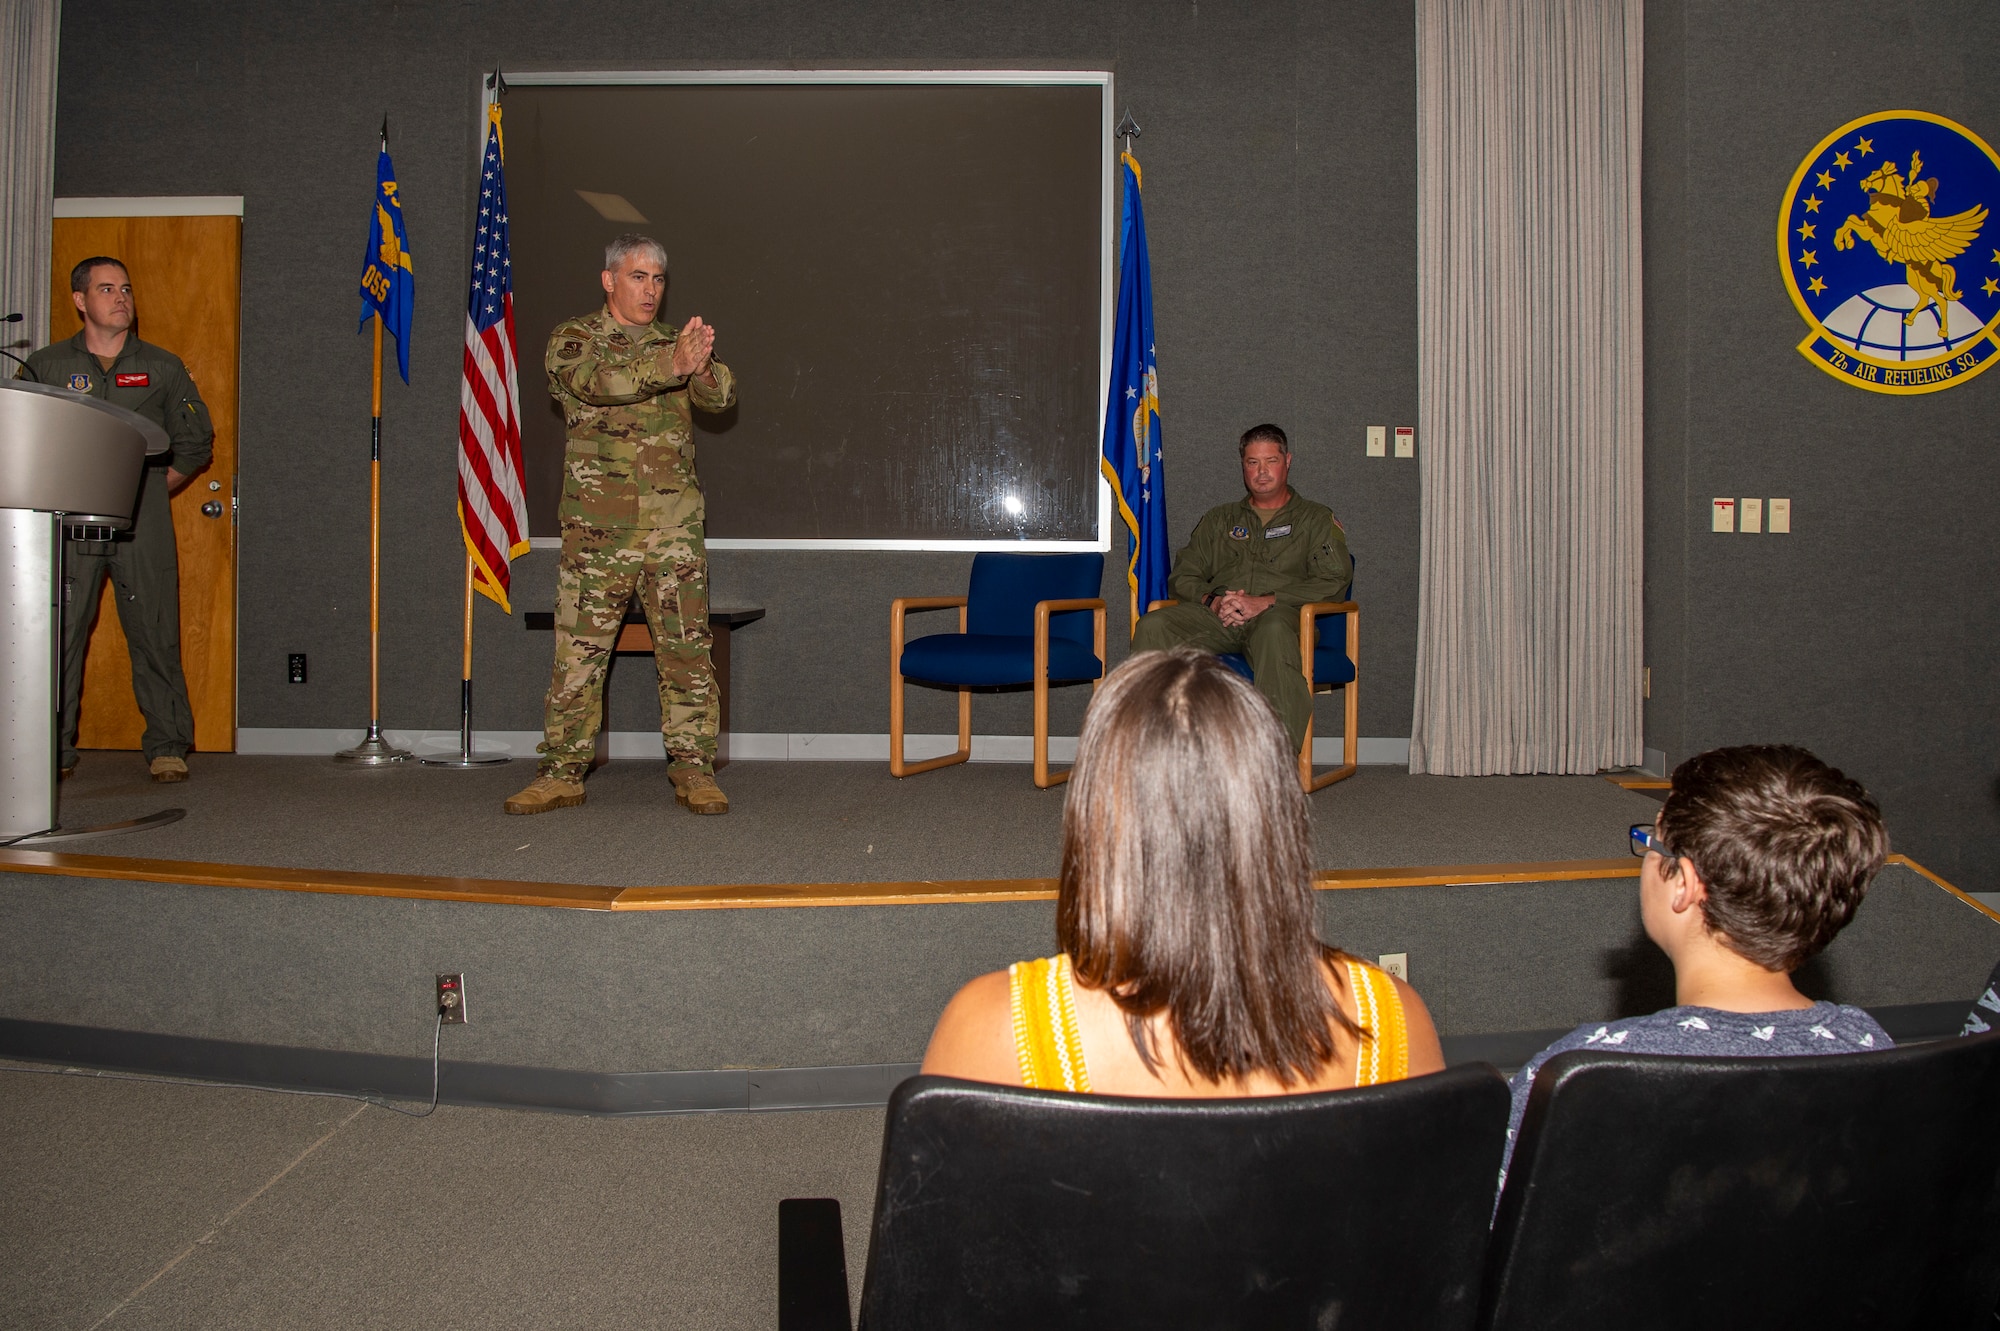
[889,552,1105,787]
[792,1067,1511,1331]
[1480,1033,2000,1331]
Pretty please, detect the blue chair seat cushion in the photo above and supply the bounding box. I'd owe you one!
[901,633,1104,688]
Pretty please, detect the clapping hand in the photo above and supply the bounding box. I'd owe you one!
[671,316,716,379]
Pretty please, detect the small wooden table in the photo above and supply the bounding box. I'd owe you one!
[524,607,766,764]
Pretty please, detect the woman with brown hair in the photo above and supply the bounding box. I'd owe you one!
[921,647,1444,1096]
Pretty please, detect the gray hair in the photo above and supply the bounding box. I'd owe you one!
[603,233,667,273]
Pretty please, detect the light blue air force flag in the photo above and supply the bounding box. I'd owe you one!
[1100,152,1168,633]
[357,147,414,383]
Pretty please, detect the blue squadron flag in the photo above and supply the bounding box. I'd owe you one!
[358,144,415,383]
[1101,151,1168,634]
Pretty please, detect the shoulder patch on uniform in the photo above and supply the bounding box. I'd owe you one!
[559,339,584,359]
[1228,524,1250,541]
[66,373,90,392]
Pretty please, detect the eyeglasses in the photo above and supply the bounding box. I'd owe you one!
[1628,824,1675,859]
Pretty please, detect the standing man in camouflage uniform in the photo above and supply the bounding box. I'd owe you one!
[20,257,213,783]
[505,233,737,816]
[1131,423,1351,756]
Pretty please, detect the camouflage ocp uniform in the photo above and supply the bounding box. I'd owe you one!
[537,307,737,781]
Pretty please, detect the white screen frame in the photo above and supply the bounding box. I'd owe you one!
[493,70,1115,553]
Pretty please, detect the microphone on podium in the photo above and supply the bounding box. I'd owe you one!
[1,314,40,381]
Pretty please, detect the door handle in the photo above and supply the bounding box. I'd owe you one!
[201,500,223,518]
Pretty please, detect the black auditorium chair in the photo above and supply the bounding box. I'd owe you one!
[780,1066,1512,1331]
[1479,1032,2000,1331]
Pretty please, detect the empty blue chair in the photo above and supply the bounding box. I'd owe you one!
[891,553,1106,788]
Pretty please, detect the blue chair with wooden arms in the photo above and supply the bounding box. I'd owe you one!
[890,552,1106,788]
[1145,558,1358,792]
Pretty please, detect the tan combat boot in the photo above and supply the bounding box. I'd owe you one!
[504,773,585,815]
[670,769,728,815]
[150,756,189,783]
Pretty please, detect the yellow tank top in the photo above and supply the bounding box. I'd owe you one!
[1008,954,1409,1092]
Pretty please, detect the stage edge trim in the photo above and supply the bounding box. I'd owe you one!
[0,848,1645,910]
[0,851,1963,913]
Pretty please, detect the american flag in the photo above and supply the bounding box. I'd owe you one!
[457,101,531,610]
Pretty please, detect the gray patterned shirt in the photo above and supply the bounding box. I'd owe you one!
[1502,1002,1894,1177]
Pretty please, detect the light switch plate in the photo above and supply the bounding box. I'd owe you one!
[1769,497,1791,533]
[1366,425,1386,457]
[1712,498,1736,532]
[1393,427,1415,458]
[1740,497,1763,533]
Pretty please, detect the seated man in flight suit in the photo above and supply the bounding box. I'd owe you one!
[1130,423,1351,757]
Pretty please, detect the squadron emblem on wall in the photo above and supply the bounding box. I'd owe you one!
[1780,111,2000,394]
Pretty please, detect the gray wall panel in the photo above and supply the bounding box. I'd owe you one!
[1644,0,2000,889]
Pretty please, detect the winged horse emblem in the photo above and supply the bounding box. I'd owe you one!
[1833,150,1986,328]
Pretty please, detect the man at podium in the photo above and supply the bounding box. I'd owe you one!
[18,256,212,783]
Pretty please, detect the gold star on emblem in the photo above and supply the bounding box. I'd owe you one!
[1833,151,1853,170]
[1992,249,2000,264]
[1986,277,2000,297]
[1797,221,1816,239]
[1855,136,1873,155]
[1808,277,1827,294]
[1816,170,1835,188]
[1799,250,1817,267]
[1804,195,1821,213]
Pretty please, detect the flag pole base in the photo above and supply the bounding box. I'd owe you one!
[420,680,510,766]
[421,750,510,768]
[334,723,412,765]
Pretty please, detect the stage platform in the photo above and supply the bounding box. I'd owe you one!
[2,753,1996,1115]
[40,752,1668,889]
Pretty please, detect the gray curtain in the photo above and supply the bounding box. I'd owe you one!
[0,0,60,349]
[1410,0,1644,776]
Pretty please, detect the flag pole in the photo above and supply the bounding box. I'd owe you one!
[423,74,512,769]
[336,119,412,765]
[421,552,507,766]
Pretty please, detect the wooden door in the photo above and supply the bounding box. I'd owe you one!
[51,213,240,753]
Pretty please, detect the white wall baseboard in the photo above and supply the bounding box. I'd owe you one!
[236,729,1412,766]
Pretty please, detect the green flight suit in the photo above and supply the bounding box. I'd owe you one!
[19,333,213,768]
[1131,489,1352,752]
[536,307,737,781]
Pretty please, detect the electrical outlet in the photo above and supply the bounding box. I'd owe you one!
[437,973,468,1024]
[287,653,308,684]
[1378,952,1409,981]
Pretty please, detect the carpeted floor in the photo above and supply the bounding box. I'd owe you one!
[0,1063,881,1330]
[47,753,1665,887]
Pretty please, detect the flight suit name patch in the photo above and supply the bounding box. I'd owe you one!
[1265,524,1292,538]
[115,373,150,387]
[66,373,90,391]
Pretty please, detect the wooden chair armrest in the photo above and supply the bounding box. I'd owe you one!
[1035,598,1108,661]
[1035,597,1107,617]
[1298,600,1359,621]
[1147,598,1178,612]
[891,595,969,665]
